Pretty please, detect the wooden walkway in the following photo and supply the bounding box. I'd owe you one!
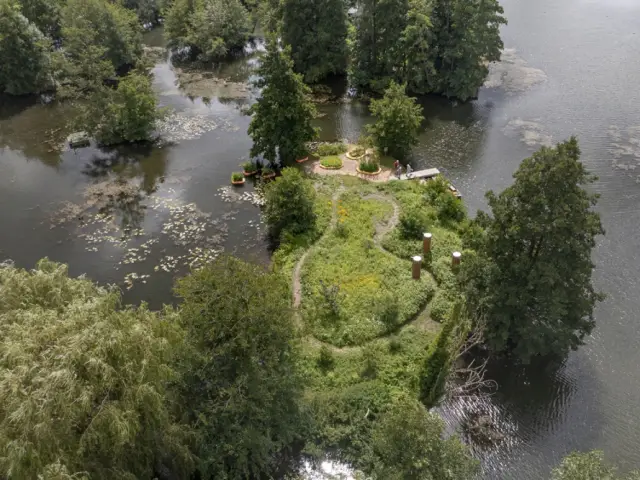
[396,168,441,181]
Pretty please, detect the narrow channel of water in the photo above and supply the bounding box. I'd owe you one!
[1,1,640,477]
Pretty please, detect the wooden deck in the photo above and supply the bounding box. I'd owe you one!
[396,168,441,181]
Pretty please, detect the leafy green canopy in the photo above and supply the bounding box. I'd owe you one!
[367,82,424,160]
[282,0,348,82]
[82,72,160,145]
[61,0,142,74]
[0,259,193,479]
[165,0,251,61]
[462,137,605,363]
[248,36,317,164]
[368,396,479,479]
[174,256,306,479]
[264,167,317,239]
[552,451,640,480]
[0,0,52,95]
[15,0,63,38]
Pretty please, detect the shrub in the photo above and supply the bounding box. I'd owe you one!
[317,345,335,372]
[423,175,450,203]
[359,157,380,173]
[429,290,455,323]
[436,193,466,224]
[388,335,403,353]
[399,206,434,240]
[316,142,347,156]
[231,172,244,182]
[241,160,257,172]
[264,168,316,238]
[432,256,455,287]
[350,146,366,157]
[320,156,343,169]
[262,165,275,176]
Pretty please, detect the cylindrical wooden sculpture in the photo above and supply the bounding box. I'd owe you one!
[412,256,422,280]
[423,232,432,255]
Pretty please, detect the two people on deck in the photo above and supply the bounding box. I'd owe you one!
[394,160,413,178]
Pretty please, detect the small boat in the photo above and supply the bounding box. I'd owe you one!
[449,184,462,199]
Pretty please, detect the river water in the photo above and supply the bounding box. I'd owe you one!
[1,0,639,477]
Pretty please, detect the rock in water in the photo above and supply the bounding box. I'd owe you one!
[67,132,90,148]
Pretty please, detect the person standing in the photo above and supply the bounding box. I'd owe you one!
[394,159,402,178]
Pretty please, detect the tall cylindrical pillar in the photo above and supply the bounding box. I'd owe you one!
[452,251,462,266]
[423,233,432,255]
[412,256,422,280]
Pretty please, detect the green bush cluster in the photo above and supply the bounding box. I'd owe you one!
[315,142,348,156]
[320,155,343,169]
[358,157,380,173]
[399,205,435,240]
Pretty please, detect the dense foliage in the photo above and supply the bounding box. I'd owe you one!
[174,256,306,479]
[165,0,252,61]
[82,72,160,145]
[15,0,63,37]
[282,0,348,82]
[367,82,424,160]
[248,36,317,164]
[264,167,317,239]
[0,260,193,479]
[369,397,479,479]
[351,0,506,99]
[0,0,52,95]
[553,451,640,480]
[462,137,604,363]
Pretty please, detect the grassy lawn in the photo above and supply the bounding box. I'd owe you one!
[301,190,436,346]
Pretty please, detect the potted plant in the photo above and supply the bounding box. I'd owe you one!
[319,156,343,170]
[242,160,258,176]
[262,166,276,179]
[231,172,245,185]
[346,146,366,160]
[356,156,381,176]
[295,151,310,163]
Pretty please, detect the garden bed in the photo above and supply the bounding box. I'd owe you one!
[319,156,343,170]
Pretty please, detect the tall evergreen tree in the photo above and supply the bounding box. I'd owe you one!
[427,0,506,100]
[248,36,317,164]
[400,0,436,95]
[462,137,605,363]
[351,0,409,92]
[282,0,348,83]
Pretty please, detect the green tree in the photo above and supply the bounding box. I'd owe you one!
[0,259,193,479]
[82,72,160,145]
[264,167,316,239]
[351,0,409,92]
[282,0,348,83]
[165,0,251,61]
[0,0,52,95]
[420,309,456,408]
[248,36,317,164]
[16,0,63,38]
[400,0,436,95]
[552,451,640,480]
[427,0,506,100]
[60,0,142,74]
[367,82,423,160]
[174,256,306,479]
[462,137,605,363]
[369,396,479,479]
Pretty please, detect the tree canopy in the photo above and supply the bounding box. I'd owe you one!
[264,167,317,239]
[0,0,52,95]
[174,256,306,479]
[0,259,193,479]
[282,0,348,83]
[552,451,640,480]
[462,137,605,363]
[248,36,317,164]
[165,0,252,61]
[367,82,424,160]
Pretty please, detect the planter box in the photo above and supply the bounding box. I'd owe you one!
[231,178,245,185]
[295,156,309,163]
[356,167,382,176]
[243,170,258,177]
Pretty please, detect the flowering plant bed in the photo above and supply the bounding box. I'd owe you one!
[241,161,258,176]
[231,172,245,185]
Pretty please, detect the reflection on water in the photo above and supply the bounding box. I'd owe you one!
[2,3,640,477]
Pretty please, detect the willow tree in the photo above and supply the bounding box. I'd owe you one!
[248,35,317,164]
[282,0,348,83]
[0,259,193,479]
[462,137,605,363]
